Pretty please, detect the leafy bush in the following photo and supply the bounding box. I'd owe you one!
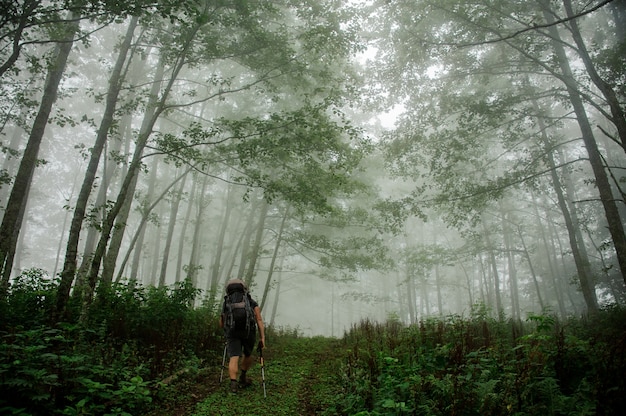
[0,271,224,415]
[0,268,57,330]
[334,306,626,416]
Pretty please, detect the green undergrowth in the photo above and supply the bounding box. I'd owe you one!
[332,307,626,416]
[168,307,626,416]
[1,269,625,415]
[0,270,222,416]
[190,334,343,416]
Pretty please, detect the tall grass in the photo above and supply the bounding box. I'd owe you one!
[334,306,626,415]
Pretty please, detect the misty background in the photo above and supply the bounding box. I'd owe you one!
[1,0,625,337]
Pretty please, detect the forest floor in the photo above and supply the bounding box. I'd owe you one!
[146,336,343,416]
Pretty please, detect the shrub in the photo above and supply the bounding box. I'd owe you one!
[334,308,626,416]
[1,268,57,330]
[0,274,224,415]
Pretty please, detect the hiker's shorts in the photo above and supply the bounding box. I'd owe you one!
[226,329,256,358]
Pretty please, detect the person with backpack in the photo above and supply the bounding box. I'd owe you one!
[219,278,266,394]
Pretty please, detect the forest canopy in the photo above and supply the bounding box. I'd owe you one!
[0,0,624,334]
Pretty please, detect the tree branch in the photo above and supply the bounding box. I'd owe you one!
[456,0,615,47]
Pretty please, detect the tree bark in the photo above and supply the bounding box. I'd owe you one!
[260,205,289,310]
[269,259,284,327]
[236,198,258,281]
[0,0,42,78]
[81,42,184,316]
[129,157,159,281]
[159,169,189,287]
[1,15,79,291]
[517,225,546,311]
[562,0,626,153]
[176,173,198,283]
[185,174,210,290]
[529,89,599,313]
[481,220,504,319]
[0,127,26,211]
[543,5,626,286]
[532,193,567,318]
[499,202,521,321]
[56,16,138,317]
[406,266,416,324]
[114,166,192,283]
[206,183,236,306]
[148,215,162,286]
[244,198,269,287]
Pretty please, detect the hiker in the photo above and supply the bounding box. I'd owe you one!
[219,278,266,393]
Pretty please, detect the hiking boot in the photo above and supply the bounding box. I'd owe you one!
[239,377,253,388]
[230,379,238,394]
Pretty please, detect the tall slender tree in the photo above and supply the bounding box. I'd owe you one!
[0,13,79,289]
[55,16,138,317]
[539,1,626,288]
[372,0,625,314]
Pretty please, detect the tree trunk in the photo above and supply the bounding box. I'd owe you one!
[185,174,210,291]
[434,264,443,316]
[176,173,198,283]
[499,202,521,321]
[74,107,130,294]
[406,267,416,324]
[532,193,567,318]
[420,274,430,316]
[432,232,443,316]
[129,157,159,281]
[269,261,284,327]
[244,198,269,287]
[562,0,626,153]
[0,127,26,214]
[159,169,189,287]
[548,153,598,312]
[546,206,580,314]
[206,183,236,306]
[517,225,545,311]
[81,39,189,316]
[0,0,41,78]
[236,199,258,281]
[1,15,79,291]
[114,166,191,283]
[224,215,247,281]
[542,3,626,287]
[481,220,504,319]
[148,215,162,286]
[477,254,488,307]
[55,16,137,317]
[530,90,599,313]
[609,0,626,39]
[100,165,140,285]
[73,122,126,298]
[3,179,31,283]
[53,172,79,277]
[260,205,289,310]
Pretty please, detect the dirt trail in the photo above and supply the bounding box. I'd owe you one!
[148,336,342,416]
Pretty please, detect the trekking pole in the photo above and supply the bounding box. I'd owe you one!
[257,341,267,398]
[219,342,227,383]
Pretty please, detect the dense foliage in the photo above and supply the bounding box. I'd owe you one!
[334,308,626,415]
[0,268,222,415]
[1,268,625,415]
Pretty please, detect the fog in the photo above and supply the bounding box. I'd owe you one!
[1,0,625,336]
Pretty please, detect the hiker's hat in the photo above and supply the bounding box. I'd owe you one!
[225,278,246,294]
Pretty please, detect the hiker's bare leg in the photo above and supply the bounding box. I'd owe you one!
[228,356,239,380]
[241,354,253,371]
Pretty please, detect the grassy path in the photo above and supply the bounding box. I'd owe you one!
[153,336,343,416]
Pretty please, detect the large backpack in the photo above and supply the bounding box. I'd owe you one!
[223,279,256,335]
